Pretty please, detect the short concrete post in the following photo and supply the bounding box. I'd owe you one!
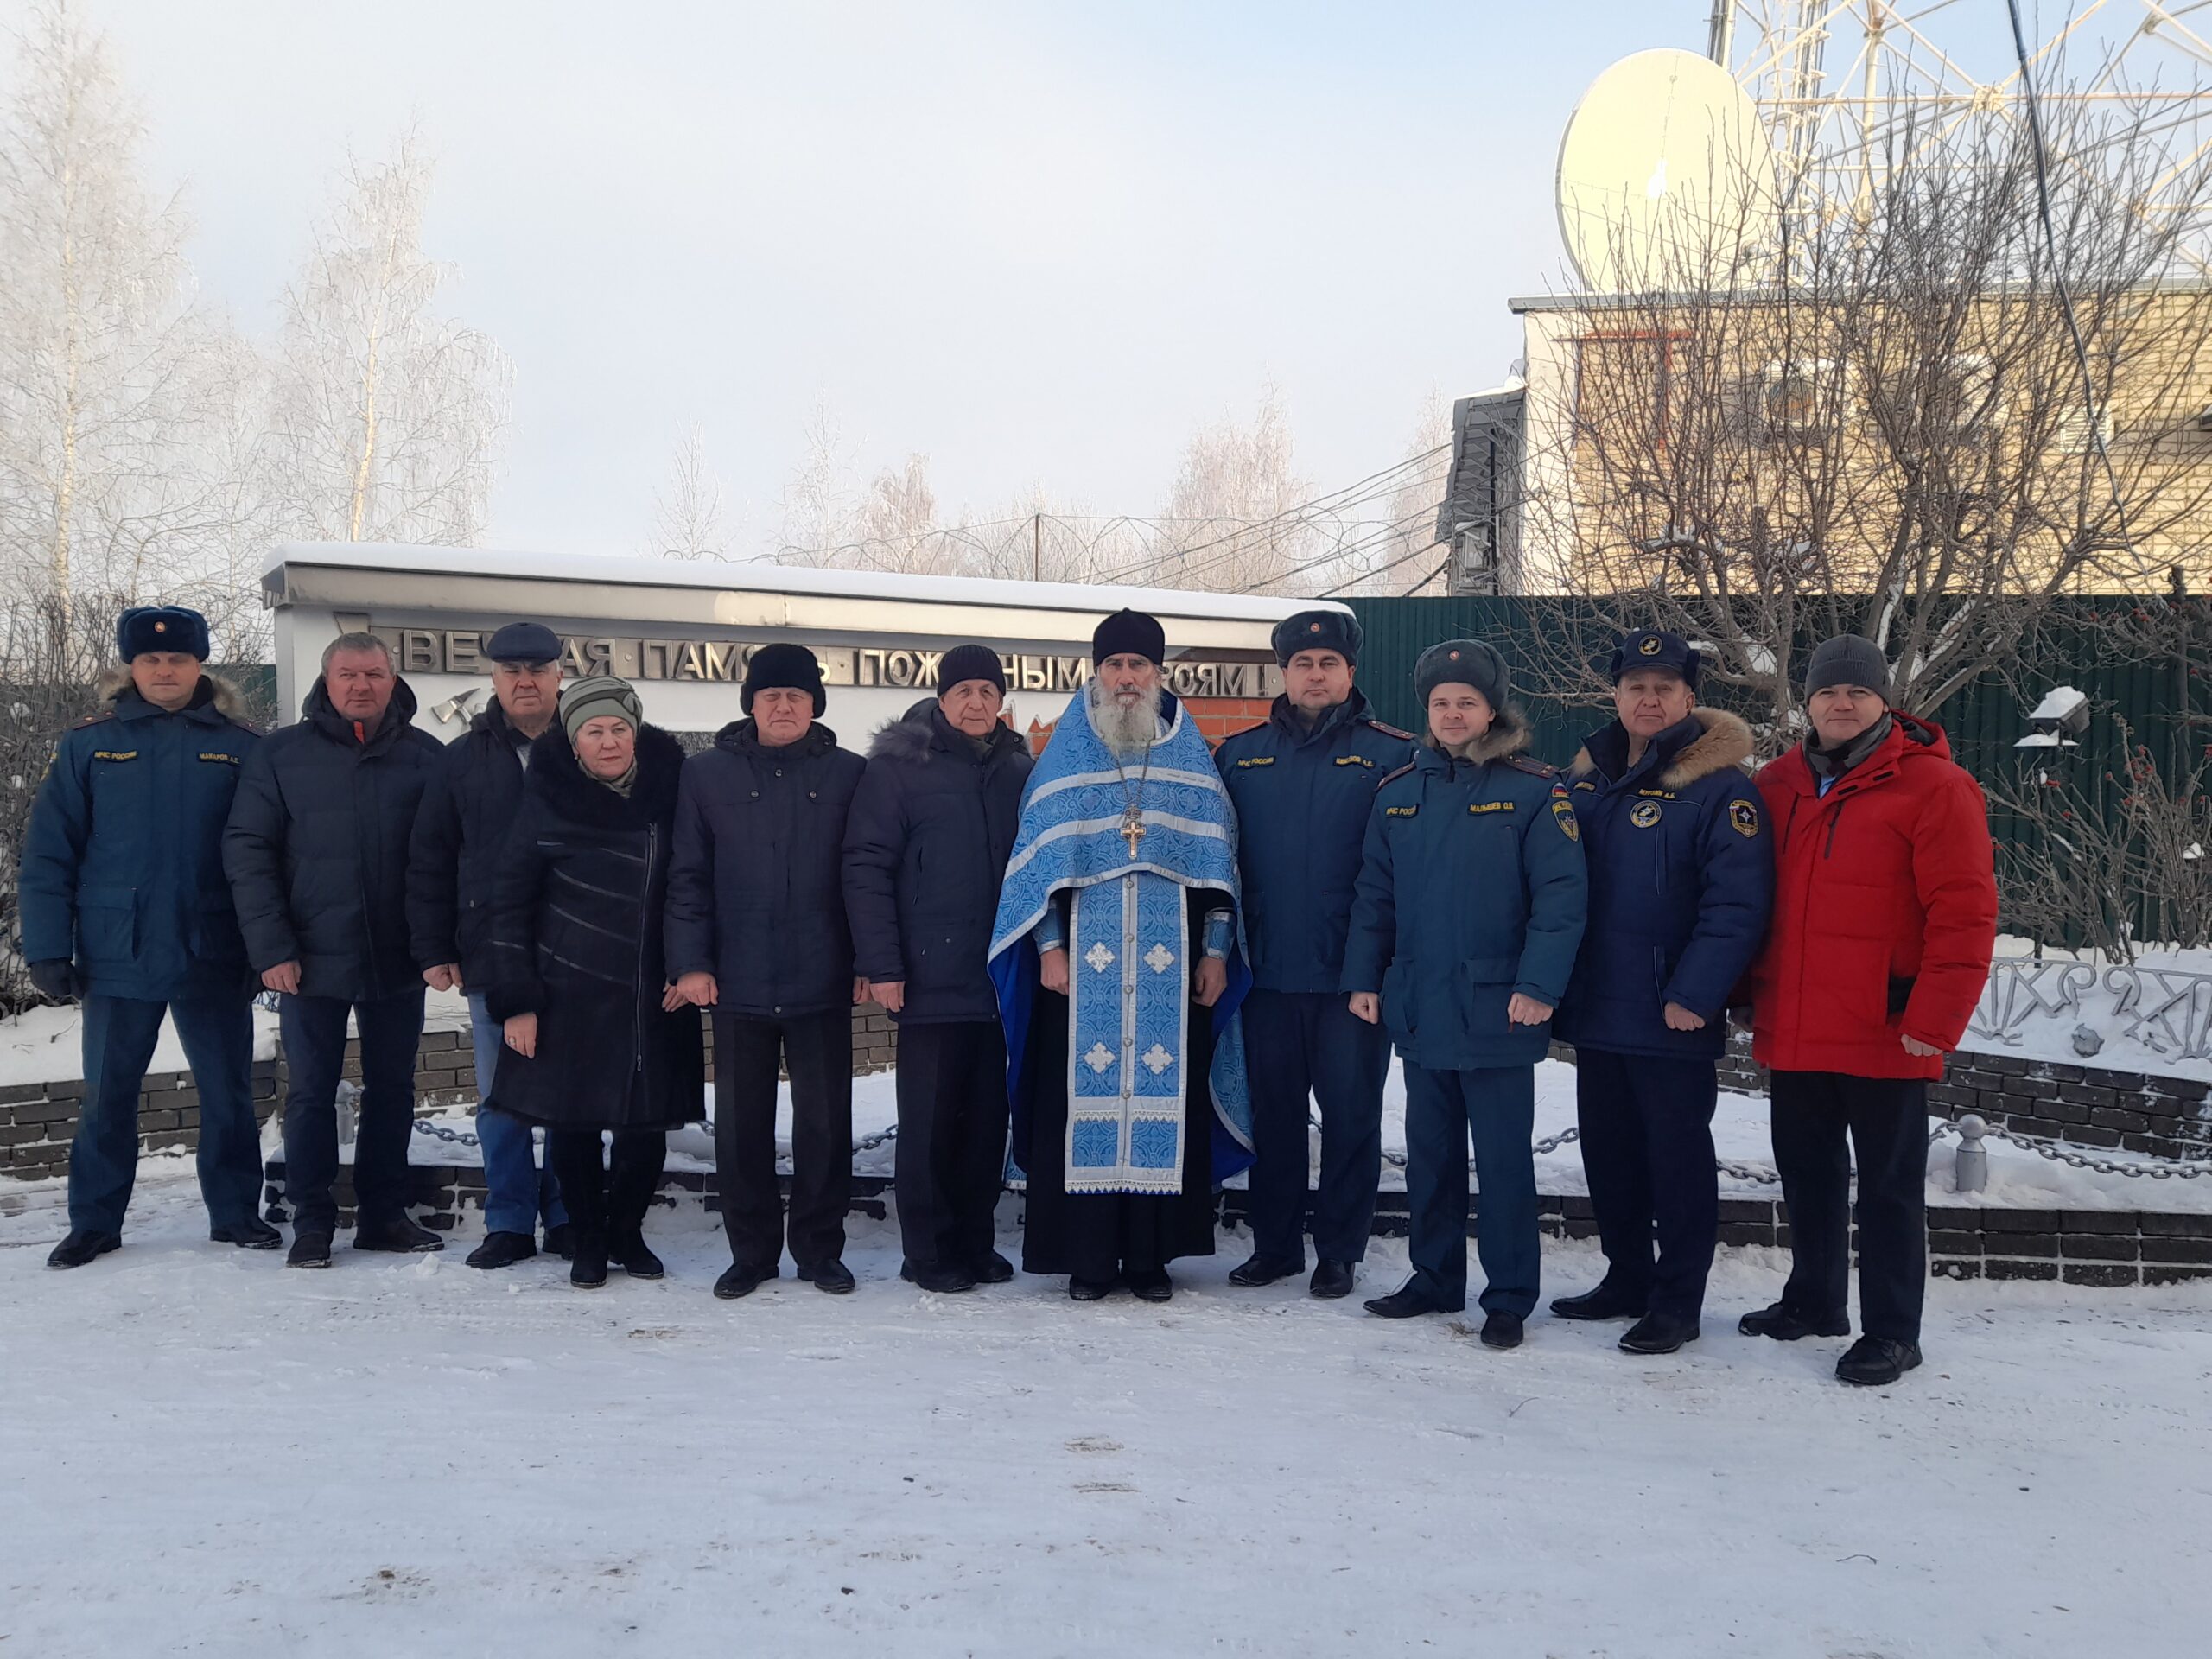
[1955,1113,1988,1194]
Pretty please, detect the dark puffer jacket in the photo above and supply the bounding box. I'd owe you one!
[842,701,1033,1024]
[480,723,702,1131]
[18,672,258,1001]
[221,677,442,1001]
[664,720,867,1019]
[405,697,538,987]
[1554,708,1774,1060]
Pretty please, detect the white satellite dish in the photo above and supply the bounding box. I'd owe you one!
[1557,47,1777,293]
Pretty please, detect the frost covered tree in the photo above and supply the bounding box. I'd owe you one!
[264,135,510,547]
[1152,385,1321,593]
[652,426,728,561]
[0,2,249,626]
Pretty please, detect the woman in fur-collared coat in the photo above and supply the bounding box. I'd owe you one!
[1548,630,1774,1356]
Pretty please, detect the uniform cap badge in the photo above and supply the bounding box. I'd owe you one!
[1638,634,1661,655]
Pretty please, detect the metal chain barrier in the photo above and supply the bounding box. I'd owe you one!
[411,1117,903,1153]
[1934,1115,2212,1181]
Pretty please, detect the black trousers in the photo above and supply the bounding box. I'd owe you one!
[1770,1070,1929,1343]
[714,1008,853,1273]
[545,1130,665,1240]
[893,1020,1010,1271]
[278,988,425,1235]
[1240,988,1389,1266]
[1573,1047,1720,1320]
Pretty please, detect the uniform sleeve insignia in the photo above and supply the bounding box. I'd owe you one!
[1730,799,1760,838]
[1573,779,1597,791]
[1551,798,1580,841]
[1384,804,1419,818]
[91,749,140,761]
[1630,799,1662,829]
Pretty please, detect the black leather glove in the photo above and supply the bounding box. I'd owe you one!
[28,959,79,1003]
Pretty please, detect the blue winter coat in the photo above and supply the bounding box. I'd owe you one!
[1341,713,1588,1070]
[18,676,259,1001]
[1553,709,1774,1060]
[1214,689,1414,995]
[842,702,1033,1025]
[663,720,867,1019]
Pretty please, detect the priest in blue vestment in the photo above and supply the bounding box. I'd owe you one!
[990,609,1255,1303]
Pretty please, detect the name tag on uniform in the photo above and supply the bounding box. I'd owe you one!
[198,752,240,765]
[1335,754,1375,768]
[1635,788,1678,800]
[1467,800,1514,815]
[1384,804,1418,818]
[92,750,138,762]
[1233,755,1276,768]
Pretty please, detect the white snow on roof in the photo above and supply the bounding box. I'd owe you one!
[2012,732,2071,748]
[2029,684,2088,721]
[262,542,1348,624]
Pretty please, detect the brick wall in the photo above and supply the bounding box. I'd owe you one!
[1025,694,1274,755]
[1,1003,897,1184]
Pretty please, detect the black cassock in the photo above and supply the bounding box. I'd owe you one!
[1016,886,1226,1281]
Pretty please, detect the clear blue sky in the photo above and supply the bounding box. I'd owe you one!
[72,2,1719,550]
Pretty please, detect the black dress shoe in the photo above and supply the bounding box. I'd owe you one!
[714,1262,776,1300]
[1549,1281,1647,1322]
[798,1259,856,1294]
[1618,1313,1700,1355]
[1227,1254,1303,1288]
[1126,1268,1173,1303]
[609,1232,664,1280]
[353,1216,444,1254]
[1363,1282,1460,1319]
[1068,1274,1116,1301]
[47,1230,120,1269]
[969,1250,1015,1284]
[287,1231,333,1269]
[570,1232,608,1289]
[1479,1312,1525,1350]
[1309,1260,1357,1300]
[1738,1301,1851,1341]
[1835,1336,1923,1386]
[900,1260,977,1294]
[542,1223,575,1261]
[210,1217,282,1250]
[465,1230,537,1269]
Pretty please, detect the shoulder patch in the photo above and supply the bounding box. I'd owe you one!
[1572,778,1598,791]
[1361,717,1414,741]
[91,748,139,762]
[1729,798,1761,838]
[1506,755,1559,778]
[1375,761,1418,791]
[1551,797,1580,842]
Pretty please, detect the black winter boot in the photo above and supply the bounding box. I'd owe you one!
[714,1262,776,1300]
[466,1231,537,1269]
[47,1230,120,1269]
[569,1231,609,1288]
[1836,1337,1922,1386]
[354,1216,444,1254]
[1738,1301,1850,1341]
[969,1250,1015,1284]
[210,1217,282,1250]
[1309,1260,1357,1300]
[900,1260,977,1294]
[1618,1313,1700,1355]
[1550,1281,1647,1321]
[609,1231,664,1280]
[1479,1312,1525,1350]
[287,1231,332,1269]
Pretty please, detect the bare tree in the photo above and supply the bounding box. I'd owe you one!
[0,2,245,619]
[652,426,728,561]
[264,133,511,546]
[1152,384,1323,593]
[1515,78,2212,739]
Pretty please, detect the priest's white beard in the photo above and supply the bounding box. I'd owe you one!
[1088,678,1164,760]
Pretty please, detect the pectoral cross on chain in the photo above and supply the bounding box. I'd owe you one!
[1120,804,1146,857]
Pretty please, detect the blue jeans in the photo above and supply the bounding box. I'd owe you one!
[69,991,263,1235]
[1402,1061,1540,1317]
[467,993,565,1236]
[279,988,425,1236]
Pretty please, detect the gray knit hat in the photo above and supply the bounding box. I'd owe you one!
[560,674,642,741]
[1414,639,1510,710]
[1803,634,1891,702]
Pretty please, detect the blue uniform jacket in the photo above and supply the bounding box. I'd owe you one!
[18,675,259,1001]
[1341,713,1588,1070]
[1214,688,1413,995]
[1554,709,1774,1060]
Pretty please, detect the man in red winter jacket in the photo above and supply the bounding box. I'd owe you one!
[1739,634,1998,1386]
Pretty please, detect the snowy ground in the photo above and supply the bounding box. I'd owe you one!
[5,1168,2211,1657]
